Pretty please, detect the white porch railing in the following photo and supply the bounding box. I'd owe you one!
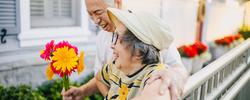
[182,38,250,100]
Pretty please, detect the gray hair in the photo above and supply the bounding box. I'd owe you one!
[102,0,115,7]
[121,29,160,65]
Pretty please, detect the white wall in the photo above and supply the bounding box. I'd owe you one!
[122,0,162,17]
[162,0,199,47]
[122,0,247,46]
[123,0,199,47]
[243,1,250,26]
[202,1,244,43]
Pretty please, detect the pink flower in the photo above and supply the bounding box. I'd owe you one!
[54,41,78,54]
[40,40,55,61]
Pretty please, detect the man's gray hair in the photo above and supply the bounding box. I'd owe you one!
[102,0,115,7]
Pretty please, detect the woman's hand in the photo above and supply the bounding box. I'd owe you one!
[61,86,85,100]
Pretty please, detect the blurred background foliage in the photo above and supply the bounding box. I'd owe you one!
[0,72,103,100]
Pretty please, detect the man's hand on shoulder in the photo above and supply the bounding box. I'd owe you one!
[147,64,189,100]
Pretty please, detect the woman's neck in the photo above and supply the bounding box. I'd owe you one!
[120,62,145,76]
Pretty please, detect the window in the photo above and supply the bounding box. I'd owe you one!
[30,0,78,28]
[0,0,20,34]
[19,0,91,47]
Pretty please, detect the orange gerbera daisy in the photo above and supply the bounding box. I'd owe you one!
[46,64,54,80]
[77,51,85,74]
[52,46,78,76]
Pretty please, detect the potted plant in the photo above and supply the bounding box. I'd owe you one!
[212,35,233,59]
[178,45,198,74]
[212,34,244,59]
[239,25,250,40]
[191,41,211,74]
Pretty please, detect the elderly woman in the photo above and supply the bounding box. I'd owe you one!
[94,8,174,100]
[62,7,174,100]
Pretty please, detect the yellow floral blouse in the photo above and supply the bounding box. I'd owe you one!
[98,63,165,100]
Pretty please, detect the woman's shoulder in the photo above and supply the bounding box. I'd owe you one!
[102,61,118,74]
[102,62,114,71]
[142,64,166,80]
[146,63,166,71]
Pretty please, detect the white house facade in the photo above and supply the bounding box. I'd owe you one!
[0,1,250,99]
[0,0,96,87]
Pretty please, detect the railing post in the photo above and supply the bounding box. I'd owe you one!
[200,82,208,100]
[193,88,200,100]
[219,69,224,83]
[213,73,219,88]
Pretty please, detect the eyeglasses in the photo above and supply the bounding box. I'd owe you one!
[111,30,119,45]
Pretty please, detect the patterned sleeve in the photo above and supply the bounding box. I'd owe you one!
[98,64,111,87]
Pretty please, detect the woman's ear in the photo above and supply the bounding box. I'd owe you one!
[132,51,142,62]
[115,0,122,9]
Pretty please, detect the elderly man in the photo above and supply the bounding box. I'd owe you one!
[62,0,189,100]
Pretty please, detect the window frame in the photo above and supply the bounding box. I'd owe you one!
[30,0,78,28]
[18,0,92,47]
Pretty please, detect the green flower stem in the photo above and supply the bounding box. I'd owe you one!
[63,75,70,91]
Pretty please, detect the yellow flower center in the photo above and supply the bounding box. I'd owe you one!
[52,46,78,73]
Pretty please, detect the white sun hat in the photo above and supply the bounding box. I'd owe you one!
[107,7,174,50]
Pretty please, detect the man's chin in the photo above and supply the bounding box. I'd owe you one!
[102,26,109,32]
[103,27,114,32]
[104,29,113,32]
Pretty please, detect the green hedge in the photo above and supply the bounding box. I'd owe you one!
[0,73,103,100]
[0,85,45,100]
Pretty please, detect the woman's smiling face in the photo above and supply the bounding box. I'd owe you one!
[111,24,133,67]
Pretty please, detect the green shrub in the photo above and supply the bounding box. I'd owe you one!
[37,80,63,100]
[37,72,103,100]
[0,84,45,100]
[0,73,103,100]
[82,73,103,100]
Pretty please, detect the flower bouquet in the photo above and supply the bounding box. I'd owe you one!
[40,40,84,91]
[191,41,211,73]
[178,45,198,73]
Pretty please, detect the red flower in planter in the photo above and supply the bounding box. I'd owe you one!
[224,36,234,44]
[234,33,244,40]
[191,41,208,55]
[215,35,235,46]
[178,45,198,58]
[215,39,223,45]
[235,34,241,40]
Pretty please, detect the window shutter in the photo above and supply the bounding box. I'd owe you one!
[61,0,71,17]
[0,0,19,34]
[30,0,44,17]
[53,0,71,17]
[31,0,75,27]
